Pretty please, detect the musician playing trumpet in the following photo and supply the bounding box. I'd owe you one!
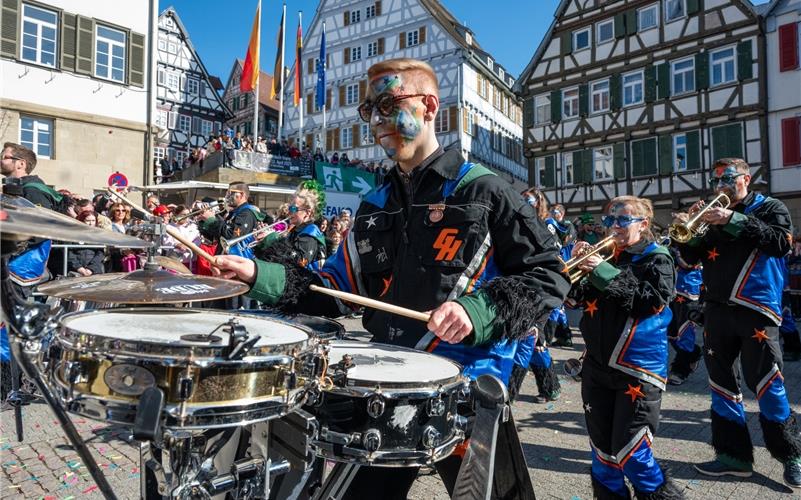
[674,158,800,487]
[569,196,681,499]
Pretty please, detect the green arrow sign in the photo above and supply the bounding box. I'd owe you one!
[315,162,376,195]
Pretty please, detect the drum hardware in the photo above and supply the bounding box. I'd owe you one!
[421,426,442,449]
[668,192,731,243]
[563,235,617,284]
[427,394,446,417]
[366,394,386,418]
[564,357,584,382]
[362,428,382,453]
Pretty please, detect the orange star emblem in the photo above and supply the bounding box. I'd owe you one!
[624,384,646,403]
[584,299,599,318]
[707,247,720,262]
[380,276,393,297]
[752,328,769,343]
[675,296,686,304]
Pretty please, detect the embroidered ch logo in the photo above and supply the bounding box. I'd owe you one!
[433,228,463,261]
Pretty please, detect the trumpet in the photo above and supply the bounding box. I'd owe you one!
[563,235,616,284]
[220,218,290,254]
[668,192,730,243]
[174,198,226,223]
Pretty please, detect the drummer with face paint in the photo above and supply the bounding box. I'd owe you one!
[215,58,569,498]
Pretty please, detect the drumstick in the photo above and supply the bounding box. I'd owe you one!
[309,284,431,323]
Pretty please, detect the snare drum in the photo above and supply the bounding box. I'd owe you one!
[242,310,346,340]
[306,341,468,467]
[45,308,313,429]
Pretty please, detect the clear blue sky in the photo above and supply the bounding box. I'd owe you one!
[160,0,770,83]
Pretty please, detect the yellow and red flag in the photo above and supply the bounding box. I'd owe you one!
[293,17,302,107]
[270,7,285,100]
[240,1,261,93]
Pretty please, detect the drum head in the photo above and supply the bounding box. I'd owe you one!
[242,310,346,340]
[327,341,461,387]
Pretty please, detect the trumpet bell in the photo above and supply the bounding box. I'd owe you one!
[667,224,693,243]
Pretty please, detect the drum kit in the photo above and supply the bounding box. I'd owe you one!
[1,191,523,499]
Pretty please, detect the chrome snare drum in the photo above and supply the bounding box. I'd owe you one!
[45,308,313,429]
[306,341,468,467]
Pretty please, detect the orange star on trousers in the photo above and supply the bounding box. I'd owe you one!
[752,328,769,343]
[625,383,646,403]
[706,247,720,262]
[675,295,686,304]
[584,299,599,318]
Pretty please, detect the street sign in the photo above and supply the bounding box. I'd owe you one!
[108,172,128,187]
[315,163,376,195]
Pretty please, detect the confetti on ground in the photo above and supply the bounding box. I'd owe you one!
[82,485,98,494]
[546,403,555,410]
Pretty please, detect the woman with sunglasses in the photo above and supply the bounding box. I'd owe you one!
[569,196,681,499]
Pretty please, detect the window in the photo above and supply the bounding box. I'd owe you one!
[175,150,187,166]
[156,109,168,128]
[350,46,362,62]
[201,119,213,137]
[178,114,191,132]
[346,83,359,105]
[534,94,551,124]
[664,0,685,22]
[19,116,52,159]
[671,57,695,94]
[563,88,579,118]
[710,47,736,86]
[493,87,501,109]
[167,41,177,54]
[563,153,574,186]
[366,4,376,19]
[20,4,58,67]
[186,78,199,96]
[157,39,166,51]
[591,80,610,113]
[341,127,353,149]
[153,147,166,163]
[95,25,127,82]
[638,4,659,31]
[535,158,547,186]
[596,19,614,44]
[407,30,420,47]
[466,110,475,135]
[623,71,644,106]
[166,72,180,92]
[361,123,374,145]
[593,147,613,180]
[673,133,687,172]
[573,28,591,51]
[499,68,505,80]
[350,10,361,24]
[367,41,378,58]
[434,109,450,133]
[479,77,488,99]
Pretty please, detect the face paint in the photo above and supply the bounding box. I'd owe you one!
[371,74,403,94]
[396,108,422,141]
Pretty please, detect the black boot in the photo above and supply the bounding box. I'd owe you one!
[633,477,685,499]
[759,413,801,463]
[591,474,631,499]
[531,363,561,403]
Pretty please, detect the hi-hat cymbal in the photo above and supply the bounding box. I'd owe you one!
[0,196,149,248]
[36,269,249,304]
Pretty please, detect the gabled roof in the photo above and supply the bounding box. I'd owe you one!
[222,58,281,111]
[758,0,786,16]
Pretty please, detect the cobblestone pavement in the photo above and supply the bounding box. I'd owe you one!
[1,318,800,499]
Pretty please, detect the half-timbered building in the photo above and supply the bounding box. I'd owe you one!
[220,60,280,141]
[282,0,527,187]
[517,0,767,222]
[154,7,231,168]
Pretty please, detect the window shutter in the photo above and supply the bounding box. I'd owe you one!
[308,58,314,73]
[326,88,332,110]
[613,143,626,178]
[377,37,385,55]
[306,93,312,114]
[192,117,201,134]
[339,85,345,106]
[686,130,701,170]
[659,135,673,175]
[779,23,799,72]
[712,123,742,159]
[60,12,77,71]
[579,84,589,117]
[610,74,622,110]
[0,0,19,59]
[128,31,146,87]
[352,125,360,147]
[326,129,333,151]
[168,111,177,129]
[523,96,534,128]
[375,1,382,16]
[343,12,350,26]
[625,9,637,35]
[333,127,340,150]
[614,13,626,39]
[560,32,572,56]
[305,134,313,149]
[644,66,656,103]
[344,48,350,64]
[657,63,671,99]
[76,16,95,75]
[737,40,753,80]
[695,52,709,90]
[476,73,482,95]
[632,139,657,176]
[582,149,593,182]
[359,80,366,100]
[419,26,426,43]
[572,151,585,183]
[543,156,556,188]
[687,0,702,15]
[399,32,406,49]
[781,117,801,166]
[243,93,249,106]
[550,90,562,123]
[449,106,457,132]
[462,108,469,133]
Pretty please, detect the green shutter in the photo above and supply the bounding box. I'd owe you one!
[626,9,637,35]
[687,0,703,15]
[573,151,585,183]
[128,32,145,87]
[75,16,94,75]
[686,130,701,170]
[657,63,671,99]
[614,13,626,39]
[582,149,593,182]
[523,96,534,128]
[695,52,709,90]
[659,135,674,175]
[60,12,77,71]
[561,32,572,56]
[737,41,753,80]
[613,143,626,178]
[579,84,589,117]
[543,156,556,188]
[632,138,657,176]
[712,123,743,159]
[550,89,562,123]
[610,74,622,110]
[644,66,656,103]
[0,0,19,59]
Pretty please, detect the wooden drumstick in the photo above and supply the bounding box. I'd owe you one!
[309,284,431,323]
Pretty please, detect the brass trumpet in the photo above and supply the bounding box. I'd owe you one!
[668,192,731,243]
[220,218,290,254]
[563,235,616,284]
[174,198,226,223]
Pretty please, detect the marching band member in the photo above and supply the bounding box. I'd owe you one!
[570,196,682,499]
[675,158,800,487]
[215,57,569,499]
[200,181,261,260]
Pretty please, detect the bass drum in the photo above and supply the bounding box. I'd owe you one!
[242,310,346,341]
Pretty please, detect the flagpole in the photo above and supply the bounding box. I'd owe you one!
[278,2,286,141]
[298,10,303,150]
[253,0,261,141]
[321,21,326,154]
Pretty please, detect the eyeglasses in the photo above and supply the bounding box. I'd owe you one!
[113,208,126,212]
[708,173,745,186]
[357,93,430,122]
[288,205,308,214]
[2,155,22,161]
[601,215,645,228]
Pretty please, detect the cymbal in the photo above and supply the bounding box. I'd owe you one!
[0,196,149,248]
[153,256,192,275]
[36,269,249,304]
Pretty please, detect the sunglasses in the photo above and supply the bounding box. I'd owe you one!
[288,205,308,214]
[357,93,430,122]
[601,215,645,228]
[708,173,745,186]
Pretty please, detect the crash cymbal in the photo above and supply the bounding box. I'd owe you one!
[153,256,192,275]
[0,196,149,248]
[36,269,248,304]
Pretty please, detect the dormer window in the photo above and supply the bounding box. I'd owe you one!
[465,32,473,45]
[499,68,505,79]
[487,56,493,67]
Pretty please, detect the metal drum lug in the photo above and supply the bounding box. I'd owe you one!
[421,426,442,449]
[178,375,194,401]
[427,395,446,417]
[362,429,382,453]
[366,394,385,418]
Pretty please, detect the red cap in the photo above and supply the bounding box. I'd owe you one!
[152,205,171,216]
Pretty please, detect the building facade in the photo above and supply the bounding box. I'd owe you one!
[0,0,154,197]
[517,0,767,222]
[154,7,231,169]
[220,60,280,141]
[282,0,526,187]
